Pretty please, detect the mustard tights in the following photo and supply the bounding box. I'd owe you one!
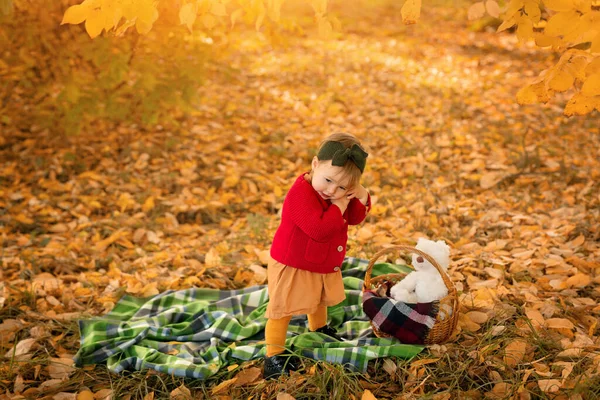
[265,306,328,357]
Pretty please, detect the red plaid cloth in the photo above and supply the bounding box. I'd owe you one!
[362,290,438,344]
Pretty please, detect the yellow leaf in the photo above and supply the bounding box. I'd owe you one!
[142,196,155,213]
[505,0,524,19]
[466,311,489,324]
[76,390,94,400]
[210,2,227,17]
[61,4,89,25]
[143,392,155,400]
[545,11,579,37]
[15,213,34,224]
[179,2,197,30]
[85,8,104,38]
[276,394,296,400]
[581,72,600,96]
[503,339,527,367]
[468,2,486,20]
[516,17,534,42]
[542,0,574,12]
[230,8,244,28]
[564,54,589,80]
[497,16,517,32]
[524,0,541,22]
[480,171,505,189]
[233,367,262,386]
[531,80,552,102]
[564,93,598,116]
[318,17,333,38]
[202,14,217,29]
[566,234,585,248]
[140,282,159,297]
[591,32,600,53]
[255,3,265,31]
[574,0,592,13]
[205,247,221,267]
[95,229,126,251]
[401,0,421,25]
[211,377,237,395]
[487,382,511,399]
[525,308,545,328]
[48,357,75,380]
[485,0,501,18]
[585,57,600,75]
[411,358,440,367]
[538,379,561,393]
[361,390,378,400]
[516,85,538,105]
[534,32,563,48]
[170,383,192,399]
[546,318,574,330]
[548,68,574,92]
[566,273,592,288]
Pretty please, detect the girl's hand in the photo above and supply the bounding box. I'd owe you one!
[331,196,350,215]
[346,184,368,205]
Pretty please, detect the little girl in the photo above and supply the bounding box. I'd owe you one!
[264,132,371,379]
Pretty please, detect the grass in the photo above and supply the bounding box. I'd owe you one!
[2,293,599,400]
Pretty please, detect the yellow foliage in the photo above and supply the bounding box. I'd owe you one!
[548,68,574,92]
[543,0,574,12]
[564,92,600,116]
[516,16,534,42]
[57,0,600,116]
[61,0,328,37]
[581,72,600,96]
[401,0,421,25]
[485,0,501,18]
[545,10,579,37]
[468,2,486,21]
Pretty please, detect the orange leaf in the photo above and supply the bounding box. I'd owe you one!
[538,379,561,393]
[503,339,527,367]
[362,390,378,400]
[546,318,574,330]
[401,0,421,25]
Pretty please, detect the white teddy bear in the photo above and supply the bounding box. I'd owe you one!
[389,238,451,304]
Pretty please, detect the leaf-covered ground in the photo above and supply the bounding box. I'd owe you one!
[1,1,600,399]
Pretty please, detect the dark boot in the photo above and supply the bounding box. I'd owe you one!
[314,325,344,341]
[263,351,302,379]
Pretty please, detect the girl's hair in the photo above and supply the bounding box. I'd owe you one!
[316,132,366,189]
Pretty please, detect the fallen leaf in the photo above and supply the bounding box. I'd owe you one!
[546,318,574,330]
[466,311,489,324]
[211,377,237,395]
[362,390,378,400]
[382,358,397,376]
[53,393,77,400]
[77,391,94,400]
[485,382,511,399]
[93,388,113,400]
[503,339,527,367]
[5,338,37,358]
[48,357,75,379]
[233,367,262,386]
[14,374,25,394]
[276,394,296,400]
[538,379,561,393]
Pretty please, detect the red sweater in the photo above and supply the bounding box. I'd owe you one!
[270,173,371,274]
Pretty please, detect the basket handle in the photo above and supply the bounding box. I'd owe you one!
[363,245,456,297]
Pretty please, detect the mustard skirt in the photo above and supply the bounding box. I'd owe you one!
[265,258,346,320]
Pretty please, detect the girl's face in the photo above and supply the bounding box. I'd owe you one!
[310,158,351,201]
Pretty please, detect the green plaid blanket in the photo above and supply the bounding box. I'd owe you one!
[74,257,423,379]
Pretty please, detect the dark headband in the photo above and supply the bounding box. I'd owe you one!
[317,141,368,173]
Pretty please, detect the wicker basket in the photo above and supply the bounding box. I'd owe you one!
[363,245,459,344]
